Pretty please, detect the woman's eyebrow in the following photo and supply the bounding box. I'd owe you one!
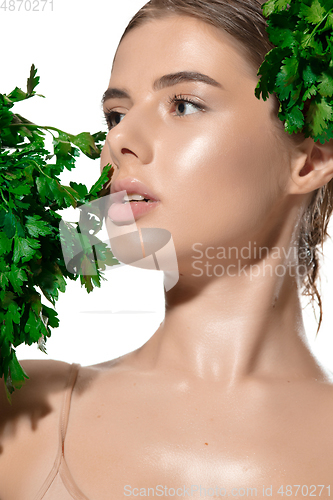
[101,71,223,106]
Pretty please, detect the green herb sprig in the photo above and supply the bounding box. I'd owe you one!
[256,0,333,143]
[0,65,119,402]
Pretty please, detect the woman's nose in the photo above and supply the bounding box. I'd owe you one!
[104,105,155,168]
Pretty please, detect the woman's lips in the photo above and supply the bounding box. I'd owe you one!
[110,177,160,202]
[108,200,160,223]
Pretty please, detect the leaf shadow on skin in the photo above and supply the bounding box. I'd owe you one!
[0,358,92,456]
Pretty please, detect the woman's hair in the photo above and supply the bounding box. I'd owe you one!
[118,0,333,335]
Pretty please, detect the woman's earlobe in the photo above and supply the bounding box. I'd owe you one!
[287,139,333,195]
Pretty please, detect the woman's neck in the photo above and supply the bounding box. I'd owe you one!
[132,240,329,387]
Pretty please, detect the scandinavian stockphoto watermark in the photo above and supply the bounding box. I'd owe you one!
[58,194,311,290]
[191,242,313,280]
[1,0,54,11]
[124,485,258,497]
[59,191,179,292]
[123,484,331,497]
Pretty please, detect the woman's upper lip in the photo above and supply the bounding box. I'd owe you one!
[110,177,160,201]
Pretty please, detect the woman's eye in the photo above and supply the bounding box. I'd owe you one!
[104,95,204,130]
[168,94,205,117]
[173,100,201,117]
[104,111,125,130]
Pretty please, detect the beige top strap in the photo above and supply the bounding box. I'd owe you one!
[60,363,81,454]
[33,362,82,500]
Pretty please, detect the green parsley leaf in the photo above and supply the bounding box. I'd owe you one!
[27,63,40,96]
[258,0,333,142]
[263,0,289,17]
[299,0,326,25]
[307,97,333,138]
[318,71,333,97]
[25,215,54,238]
[0,65,119,401]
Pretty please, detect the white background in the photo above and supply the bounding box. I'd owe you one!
[1,0,333,371]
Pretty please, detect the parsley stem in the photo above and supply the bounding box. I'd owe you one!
[8,123,71,139]
[0,187,9,209]
[303,7,333,47]
[26,159,53,180]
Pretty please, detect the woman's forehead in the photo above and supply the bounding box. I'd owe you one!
[110,15,257,83]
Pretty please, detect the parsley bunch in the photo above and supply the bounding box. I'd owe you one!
[0,65,117,402]
[256,0,333,143]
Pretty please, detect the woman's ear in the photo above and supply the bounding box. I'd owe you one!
[287,138,333,195]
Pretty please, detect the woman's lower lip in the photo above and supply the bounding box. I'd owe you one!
[108,201,160,223]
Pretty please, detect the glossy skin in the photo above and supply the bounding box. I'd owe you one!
[2,14,333,500]
[100,15,333,384]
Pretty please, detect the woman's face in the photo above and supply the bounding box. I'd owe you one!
[101,15,293,272]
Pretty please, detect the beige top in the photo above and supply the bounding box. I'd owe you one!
[33,363,89,500]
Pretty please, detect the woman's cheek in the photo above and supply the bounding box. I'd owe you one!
[170,132,222,174]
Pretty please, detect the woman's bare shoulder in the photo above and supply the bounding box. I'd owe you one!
[0,359,71,440]
[0,359,74,499]
[0,353,138,416]
[0,358,72,405]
